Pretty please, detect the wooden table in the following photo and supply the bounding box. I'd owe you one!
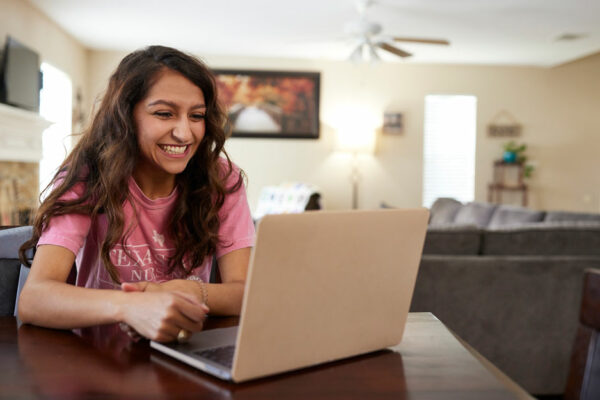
[0,313,532,399]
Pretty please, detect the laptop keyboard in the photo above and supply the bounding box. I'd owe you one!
[194,345,235,368]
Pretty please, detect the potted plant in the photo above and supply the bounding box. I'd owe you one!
[503,141,526,163]
[502,141,534,178]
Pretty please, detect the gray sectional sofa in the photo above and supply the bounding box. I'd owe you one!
[410,198,600,395]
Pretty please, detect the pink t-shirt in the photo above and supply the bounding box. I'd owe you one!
[38,162,255,289]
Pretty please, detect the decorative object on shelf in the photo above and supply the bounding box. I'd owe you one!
[502,140,526,163]
[502,151,517,163]
[214,69,320,139]
[383,111,403,134]
[487,110,522,137]
[488,141,535,206]
[502,141,534,177]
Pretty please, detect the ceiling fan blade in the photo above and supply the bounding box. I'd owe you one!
[367,43,380,61]
[376,42,412,58]
[392,37,450,46]
[349,43,364,62]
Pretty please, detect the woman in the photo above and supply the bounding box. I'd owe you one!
[18,46,255,342]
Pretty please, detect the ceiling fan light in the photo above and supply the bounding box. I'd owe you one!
[344,19,382,37]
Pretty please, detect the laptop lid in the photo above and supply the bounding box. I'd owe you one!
[231,208,428,382]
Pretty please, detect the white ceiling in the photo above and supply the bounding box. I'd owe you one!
[28,0,600,67]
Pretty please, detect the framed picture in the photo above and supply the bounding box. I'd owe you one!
[383,111,403,134]
[214,69,320,139]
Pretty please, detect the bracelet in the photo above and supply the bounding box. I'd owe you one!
[186,275,209,307]
[200,281,208,308]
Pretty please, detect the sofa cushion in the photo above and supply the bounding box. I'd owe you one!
[487,205,546,229]
[544,211,600,223]
[453,201,498,228]
[423,224,481,255]
[482,222,600,256]
[429,198,463,226]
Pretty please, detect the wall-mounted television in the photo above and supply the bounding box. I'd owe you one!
[0,36,42,113]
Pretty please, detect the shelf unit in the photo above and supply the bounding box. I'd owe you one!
[487,160,528,206]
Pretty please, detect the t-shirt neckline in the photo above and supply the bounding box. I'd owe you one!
[128,177,179,209]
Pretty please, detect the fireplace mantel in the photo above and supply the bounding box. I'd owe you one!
[0,103,52,163]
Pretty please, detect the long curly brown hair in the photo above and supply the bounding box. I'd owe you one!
[19,45,242,283]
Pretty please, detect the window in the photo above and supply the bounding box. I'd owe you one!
[422,95,477,208]
[39,62,72,197]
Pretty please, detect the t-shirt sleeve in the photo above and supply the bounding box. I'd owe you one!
[216,164,256,259]
[37,182,92,256]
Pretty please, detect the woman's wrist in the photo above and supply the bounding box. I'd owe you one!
[186,275,208,308]
[111,288,132,324]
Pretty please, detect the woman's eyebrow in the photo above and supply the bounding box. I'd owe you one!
[147,99,206,110]
[148,99,177,108]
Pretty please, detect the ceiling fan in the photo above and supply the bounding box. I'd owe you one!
[345,0,450,62]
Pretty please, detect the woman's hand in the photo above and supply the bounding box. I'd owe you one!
[119,290,208,342]
[121,247,251,318]
[119,286,208,342]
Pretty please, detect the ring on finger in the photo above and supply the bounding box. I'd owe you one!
[177,329,191,343]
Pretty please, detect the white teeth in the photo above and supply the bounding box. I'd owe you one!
[161,145,186,154]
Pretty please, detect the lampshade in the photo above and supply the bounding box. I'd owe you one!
[336,126,376,154]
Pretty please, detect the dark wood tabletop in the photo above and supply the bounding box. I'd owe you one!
[0,313,531,400]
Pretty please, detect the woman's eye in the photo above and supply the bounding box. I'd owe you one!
[154,111,172,118]
[191,113,206,120]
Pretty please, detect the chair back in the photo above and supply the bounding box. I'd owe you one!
[566,268,600,400]
[254,183,321,220]
[0,226,32,316]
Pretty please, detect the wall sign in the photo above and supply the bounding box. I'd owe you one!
[487,110,522,137]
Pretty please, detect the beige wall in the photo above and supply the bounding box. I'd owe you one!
[5,0,597,214]
[0,0,88,130]
[88,49,600,214]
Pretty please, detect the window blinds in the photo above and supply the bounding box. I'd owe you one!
[422,95,477,208]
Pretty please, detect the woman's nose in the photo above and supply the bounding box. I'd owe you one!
[171,117,193,142]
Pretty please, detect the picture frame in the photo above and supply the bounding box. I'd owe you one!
[213,69,320,139]
[383,111,403,135]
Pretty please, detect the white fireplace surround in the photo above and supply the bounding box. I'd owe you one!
[0,102,53,163]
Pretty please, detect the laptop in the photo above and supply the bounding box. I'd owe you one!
[150,208,429,382]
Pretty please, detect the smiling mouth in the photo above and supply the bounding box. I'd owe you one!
[159,144,188,155]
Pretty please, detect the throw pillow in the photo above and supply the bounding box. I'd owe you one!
[429,198,463,226]
[453,201,498,228]
[487,205,545,229]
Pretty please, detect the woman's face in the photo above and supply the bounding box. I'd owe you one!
[133,68,206,180]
